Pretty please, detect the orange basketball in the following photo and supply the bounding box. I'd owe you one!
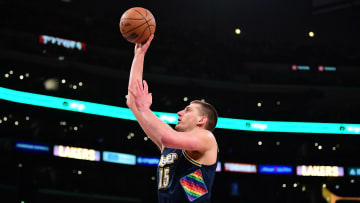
[119,7,156,44]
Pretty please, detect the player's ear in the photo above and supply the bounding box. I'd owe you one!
[197,116,207,126]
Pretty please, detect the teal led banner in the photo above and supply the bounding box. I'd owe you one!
[1,87,360,134]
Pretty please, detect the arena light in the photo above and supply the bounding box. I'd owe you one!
[2,86,360,134]
[308,31,315,38]
[296,165,344,177]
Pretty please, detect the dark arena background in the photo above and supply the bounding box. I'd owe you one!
[1,0,360,202]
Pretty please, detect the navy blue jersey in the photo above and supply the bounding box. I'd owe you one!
[157,148,217,203]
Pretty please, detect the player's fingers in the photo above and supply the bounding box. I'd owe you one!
[128,88,136,97]
[143,80,149,94]
[144,34,154,48]
[136,80,143,93]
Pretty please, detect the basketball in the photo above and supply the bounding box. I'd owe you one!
[119,7,156,44]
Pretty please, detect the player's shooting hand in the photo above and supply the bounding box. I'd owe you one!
[128,80,152,112]
[134,35,154,56]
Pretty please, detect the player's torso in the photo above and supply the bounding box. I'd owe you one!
[157,148,217,203]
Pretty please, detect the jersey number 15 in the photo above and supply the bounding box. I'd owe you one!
[158,167,170,189]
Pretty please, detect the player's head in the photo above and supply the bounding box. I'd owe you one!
[175,100,218,132]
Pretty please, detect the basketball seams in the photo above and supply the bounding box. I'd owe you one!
[135,26,150,43]
[132,8,146,20]
[121,21,148,35]
[133,8,153,28]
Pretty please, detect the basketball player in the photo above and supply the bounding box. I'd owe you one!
[126,35,219,202]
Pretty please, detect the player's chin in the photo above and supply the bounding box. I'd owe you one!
[175,124,183,132]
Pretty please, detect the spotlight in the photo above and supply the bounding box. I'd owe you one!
[308,31,315,38]
[235,28,241,35]
[44,78,59,91]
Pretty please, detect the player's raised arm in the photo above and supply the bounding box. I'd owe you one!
[126,35,164,150]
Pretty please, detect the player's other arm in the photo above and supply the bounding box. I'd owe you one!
[126,35,163,150]
[129,80,213,152]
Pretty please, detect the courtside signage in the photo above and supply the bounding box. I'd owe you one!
[15,141,50,153]
[3,86,360,134]
[137,156,160,166]
[39,35,86,51]
[296,165,344,177]
[53,145,100,161]
[216,162,221,172]
[258,165,293,174]
[103,151,136,165]
[224,162,257,173]
[348,167,360,176]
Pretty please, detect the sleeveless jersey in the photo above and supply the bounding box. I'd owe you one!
[157,148,217,203]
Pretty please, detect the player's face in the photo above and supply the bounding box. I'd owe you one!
[175,103,202,132]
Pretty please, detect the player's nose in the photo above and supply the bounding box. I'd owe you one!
[177,110,184,117]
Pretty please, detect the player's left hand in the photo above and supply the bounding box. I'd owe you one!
[128,80,152,112]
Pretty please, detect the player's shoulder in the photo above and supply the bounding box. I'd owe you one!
[197,128,217,145]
